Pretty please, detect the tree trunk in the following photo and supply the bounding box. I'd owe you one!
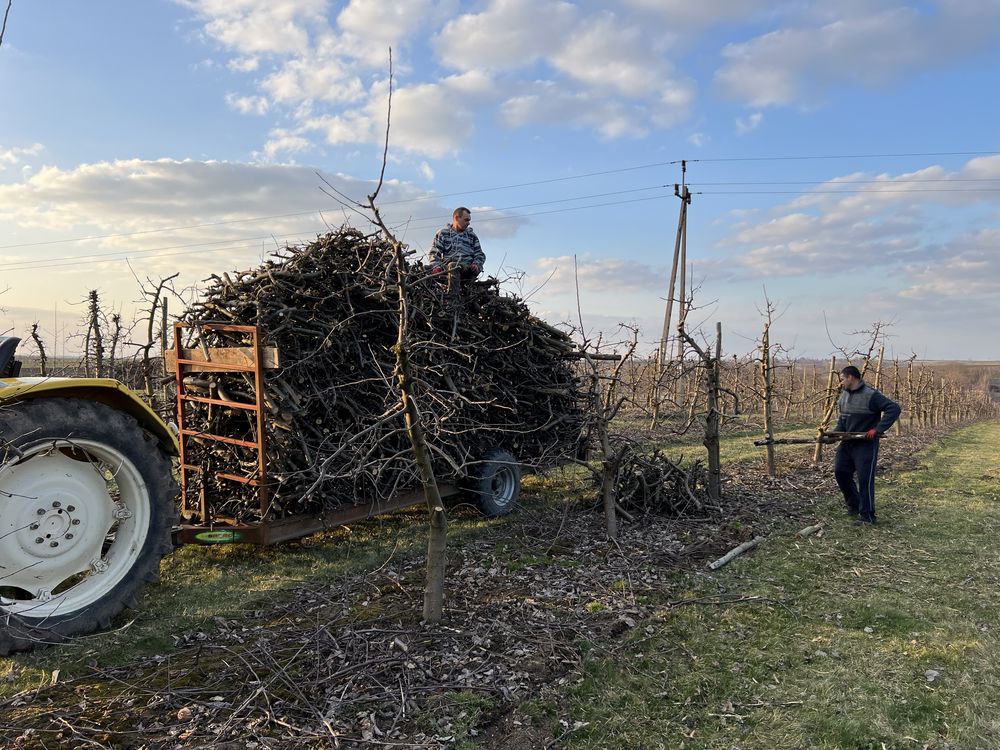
[705,323,723,502]
[29,323,47,376]
[761,324,776,478]
[390,247,448,623]
[812,356,838,463]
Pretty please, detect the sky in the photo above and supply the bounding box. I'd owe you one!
[1,0,999,361]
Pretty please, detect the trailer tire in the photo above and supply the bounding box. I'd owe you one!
[465,449,520,517]
[0,398,177,655]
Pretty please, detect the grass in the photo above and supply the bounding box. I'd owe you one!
[0,421,824,698]
[557,421,1000,749]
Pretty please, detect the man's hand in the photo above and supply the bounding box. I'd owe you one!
[865,428,878,440]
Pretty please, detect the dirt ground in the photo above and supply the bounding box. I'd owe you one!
[0,427,952,749]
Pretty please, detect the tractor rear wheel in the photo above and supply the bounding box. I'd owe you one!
[0,398,177,655]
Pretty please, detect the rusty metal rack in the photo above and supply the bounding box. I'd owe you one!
[171,323,272,527]
[169,323,457,546]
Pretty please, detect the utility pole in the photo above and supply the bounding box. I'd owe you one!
[650,161,692,429]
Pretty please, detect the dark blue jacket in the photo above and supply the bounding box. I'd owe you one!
[834,381,901,435]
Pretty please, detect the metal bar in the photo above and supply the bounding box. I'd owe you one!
[178,428,261,449]
[173,321,195,519]
[198,323,259,334]
[251,325,271,519]
[174,358,255,373]
[178,393,260,411]
[216,472,259,485]
[180,463,204,472]
[172,485,461,546]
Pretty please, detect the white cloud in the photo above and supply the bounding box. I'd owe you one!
[419,162,435,181]
[714,2,1000,108]
[735,111,763,134]
[261,53,365,104]
[719,156,1000,279]
[225,92,270,115]
[501,82,650,139]
[550,13,670,98]
[620,0,773,27]
[177,0,329,56]
[0,158,440,245]
[532,255,666,295]
[177,1,704,157]
[0,157,474,311]
[303,74,490,157]
[0,143,45,173]
[336,0,439,66]
[435,0,578,71]
[262,129,312,159]
[688,132,709,147]
[227,56,260,72]
[899,229,1000,303]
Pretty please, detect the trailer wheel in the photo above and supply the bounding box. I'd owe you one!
[465,449,521,517]
[0,398,177,655]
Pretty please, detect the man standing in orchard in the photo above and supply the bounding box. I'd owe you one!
[429,207,485,282]
[833,365,901,525]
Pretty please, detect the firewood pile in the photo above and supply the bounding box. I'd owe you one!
[177,227,585,522]
[614,446,711,516]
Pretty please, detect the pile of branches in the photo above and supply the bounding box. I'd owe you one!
[614,446,711,516]
[178,227,585,522]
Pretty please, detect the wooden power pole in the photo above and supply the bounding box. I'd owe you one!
[651,162,692,428]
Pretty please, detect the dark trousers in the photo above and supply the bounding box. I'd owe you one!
[834,439,880,521]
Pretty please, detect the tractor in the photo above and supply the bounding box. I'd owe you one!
[0,336,178,655]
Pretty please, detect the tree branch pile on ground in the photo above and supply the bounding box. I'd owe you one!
[613,446,711,516]
[178,227,585,522]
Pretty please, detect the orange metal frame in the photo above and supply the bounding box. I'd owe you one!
[173,322,270,524]
[170,322,461,547]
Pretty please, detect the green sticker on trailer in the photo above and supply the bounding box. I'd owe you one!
[194,530,243,544]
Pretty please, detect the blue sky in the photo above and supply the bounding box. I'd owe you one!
[2,0,999,360]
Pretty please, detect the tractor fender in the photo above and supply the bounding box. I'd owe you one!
[0,377,178,456]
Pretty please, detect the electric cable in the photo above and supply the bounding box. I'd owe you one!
[1,148,997,253]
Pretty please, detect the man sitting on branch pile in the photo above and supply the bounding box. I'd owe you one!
[429,207,485,283]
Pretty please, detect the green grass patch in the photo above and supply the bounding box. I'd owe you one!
[560,421,1000,749]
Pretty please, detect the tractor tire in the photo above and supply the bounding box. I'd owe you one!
[464,448,521,517]
[0,397,177,655]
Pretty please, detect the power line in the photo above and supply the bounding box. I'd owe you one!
[0,184,672,264]
[374,161,676,204]
[691,177,1000,186]
[1,194,671,272]
[0,164,679,251]
[684,150,1000,163]
[697,188,1000,196]
[2,148,997,253]
[6,178,999,270]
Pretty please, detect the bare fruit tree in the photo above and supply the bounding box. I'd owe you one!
[678,320,726,504]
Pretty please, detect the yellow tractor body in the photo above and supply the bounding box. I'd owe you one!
[0,376,178,455]
[1,372,180,654]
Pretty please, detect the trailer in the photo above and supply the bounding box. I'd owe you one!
[0,326,523,654]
